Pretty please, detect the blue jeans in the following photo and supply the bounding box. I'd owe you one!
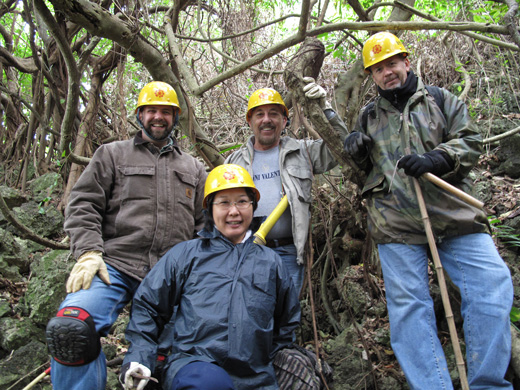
[170,362,235,390]
[50,264,140,390]
[271,244,304,294]
[378,233,513,390]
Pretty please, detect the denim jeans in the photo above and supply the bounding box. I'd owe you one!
[50,264,140,390]
[271,244,304,294]
[378,233,513,390]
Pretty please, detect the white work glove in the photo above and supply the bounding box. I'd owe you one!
[66,251,111,293]
[122,362,152,390]
[303,77,332,110]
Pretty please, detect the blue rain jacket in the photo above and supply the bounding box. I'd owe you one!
[124,227,301,389]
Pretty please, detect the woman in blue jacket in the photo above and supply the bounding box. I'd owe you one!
[121,164,301,390]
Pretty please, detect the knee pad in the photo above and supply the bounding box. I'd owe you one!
[46,307,101,366]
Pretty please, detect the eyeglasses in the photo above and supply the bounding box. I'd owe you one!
[212,200,253,210]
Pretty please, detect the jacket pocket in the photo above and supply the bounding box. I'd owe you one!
[115,166,155,239]
[361,170,385,196]
[250,261,276,328]
[285,165,312,203]
[174,170,197,210]
[118,166,155,200]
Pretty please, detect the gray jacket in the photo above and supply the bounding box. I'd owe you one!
[64,132,207,280]
[225,114,348,264]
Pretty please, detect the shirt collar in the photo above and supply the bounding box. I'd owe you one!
[134,131,181,154]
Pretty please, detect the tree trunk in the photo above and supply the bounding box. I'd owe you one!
[284,37,365,187]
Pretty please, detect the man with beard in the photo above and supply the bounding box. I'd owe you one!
[343,32,513,389]
[225,87,348,295]
[45,81,207,390]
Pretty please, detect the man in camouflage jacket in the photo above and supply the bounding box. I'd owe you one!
[343,32,513,389]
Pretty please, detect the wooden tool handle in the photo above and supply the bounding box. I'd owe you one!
[423,172,484,210]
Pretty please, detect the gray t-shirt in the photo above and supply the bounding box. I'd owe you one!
[252,147,293,239]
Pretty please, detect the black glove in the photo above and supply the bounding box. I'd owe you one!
[344,132,372,162]
[398,150,454,178]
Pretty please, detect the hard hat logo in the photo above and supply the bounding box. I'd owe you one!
[155,89,165,98]
[223,170,237,181]
[372,44,382,55]
[258,91,272,101]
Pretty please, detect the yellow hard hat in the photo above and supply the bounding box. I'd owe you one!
[203,164,260,208]
[246,88,289,121]
[362,32,408,72]
[135,81,181,113]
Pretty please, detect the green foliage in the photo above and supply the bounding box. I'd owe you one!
[488,217,520,249]
[470,1,509,24]
[38,197,52,214]
[414,0,453,20]
[511,307,520,323]
[219,144,242,154]
[332,46,345,60]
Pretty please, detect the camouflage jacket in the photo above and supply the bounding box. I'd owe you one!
[353,78,489,244]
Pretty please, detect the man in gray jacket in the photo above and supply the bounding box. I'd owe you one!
[225,85,348,293]
[45,81,207,390]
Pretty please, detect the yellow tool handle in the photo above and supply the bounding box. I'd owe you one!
[254,195,289,245]
[22,367,51,390]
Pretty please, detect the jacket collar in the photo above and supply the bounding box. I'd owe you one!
[197,226,255,244]
[246,135,301,155]
[197,216,265,243]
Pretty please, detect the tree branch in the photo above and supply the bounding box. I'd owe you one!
[284,37,365,187]
[174,14,301,42]
[393,1,519,52]
[165,17,200,95]
[0,46,39,73]
[34,0,81,156]
[0,192,69,250]
[483,125,520,144]
[346,0,370,22]
[309,20,519,44]
[191,1,310,96]
[502,0,520,49]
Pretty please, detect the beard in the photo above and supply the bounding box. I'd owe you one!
[143,122,173,140]
[256,125,279,147]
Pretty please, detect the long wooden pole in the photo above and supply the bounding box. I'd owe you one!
[412,178,470,390]
[423,172,484,210]
[21,367,51,390]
